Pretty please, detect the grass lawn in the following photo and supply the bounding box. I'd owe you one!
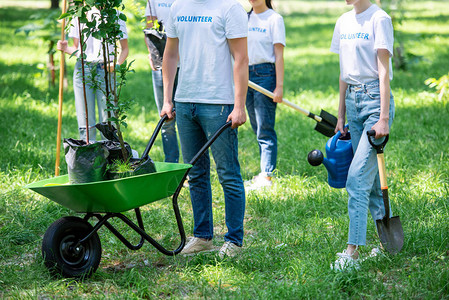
[0,0,448,298]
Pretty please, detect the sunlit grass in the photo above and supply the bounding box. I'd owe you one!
[0,0,448,298]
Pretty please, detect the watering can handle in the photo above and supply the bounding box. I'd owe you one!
[330,124,349,151]
[367,130,389,154]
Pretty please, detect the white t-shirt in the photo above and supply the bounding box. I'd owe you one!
[248,9,285,66]
[144,0,175,25]
[330,4,393,85]
[69,8,128,63]
[165,0,248,104]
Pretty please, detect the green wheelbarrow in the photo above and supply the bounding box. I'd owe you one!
[26,116,232,278]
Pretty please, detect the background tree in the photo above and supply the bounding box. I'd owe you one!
[51,0,59,9]
[15,10,64,88]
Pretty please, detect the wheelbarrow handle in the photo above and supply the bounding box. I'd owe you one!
[140,114,170,160]
[188,121,233,166]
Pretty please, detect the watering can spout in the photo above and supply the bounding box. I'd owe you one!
[322,157,337,179]
[307,150,337,179]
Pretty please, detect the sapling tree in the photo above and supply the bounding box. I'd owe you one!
[60,0,132,144]
[60,0,95,143]
[60,0,133,162]
[88,0,133,161]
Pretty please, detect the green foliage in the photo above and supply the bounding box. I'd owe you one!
[425,72,449,101]
[15,10,61,48]
[105,60,135,129]
[123,0,146,28]
[106,158,132,173]
[61,0,134,157]
[0,1,449,298]
[15,9,62,87]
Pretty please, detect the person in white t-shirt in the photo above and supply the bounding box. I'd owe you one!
[144,0,179,163]
[244,0,285,191]
[161,0,249,258]
[330,0,395,270]
[57,7,129,141]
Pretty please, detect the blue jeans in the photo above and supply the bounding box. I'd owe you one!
[176,103,246,246]
[152,69,179,163]
[246,63,278,177]
[73,60,108,141]
[345,79,395,246]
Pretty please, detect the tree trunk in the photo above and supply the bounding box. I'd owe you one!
[50,0,59,9]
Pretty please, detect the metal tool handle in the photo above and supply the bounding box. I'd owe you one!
[140,114,169,160]
[367,130,389,154]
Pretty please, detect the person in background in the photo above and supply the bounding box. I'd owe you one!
[244,0,285,191]
[161,0,249,258]
[144,0,179,163]
[330,0,395,270]
[57,7,129,141]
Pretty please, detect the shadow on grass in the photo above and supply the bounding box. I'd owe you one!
[0,103,77,173]
[0,60,56,101]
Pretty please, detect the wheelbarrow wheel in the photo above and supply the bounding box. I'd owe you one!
[42,216,101,278]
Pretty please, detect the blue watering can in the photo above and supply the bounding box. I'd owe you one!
[307,128,353,188]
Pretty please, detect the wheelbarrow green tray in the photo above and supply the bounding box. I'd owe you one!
[26,162,192,213]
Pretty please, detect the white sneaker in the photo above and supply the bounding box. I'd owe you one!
[331,250,360,271]
[218,241,241,259]
[369,247,381,257]
[245,174,272,191]
[180,237,214,256]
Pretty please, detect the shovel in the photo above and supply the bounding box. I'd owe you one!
[248,81,337,137]
[367,130,404,254]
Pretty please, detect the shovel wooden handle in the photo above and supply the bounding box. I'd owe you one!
[248,81,323,122]
[55,0,68,176]
[377,153,388,190]
[367,130,390,217]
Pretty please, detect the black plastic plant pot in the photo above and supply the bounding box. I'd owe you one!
[64,139,109,184]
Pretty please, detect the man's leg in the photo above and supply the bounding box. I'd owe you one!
[176,102,214,240]
[195,104,246,246]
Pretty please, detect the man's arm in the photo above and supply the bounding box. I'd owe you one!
[227,37,249,128]
[161,37,179,119]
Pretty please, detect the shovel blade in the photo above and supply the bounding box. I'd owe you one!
[314,110,338,137]
[376,216,404,254]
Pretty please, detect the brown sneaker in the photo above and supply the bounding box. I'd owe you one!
[218,241,241,259]
[180,237,214,255]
